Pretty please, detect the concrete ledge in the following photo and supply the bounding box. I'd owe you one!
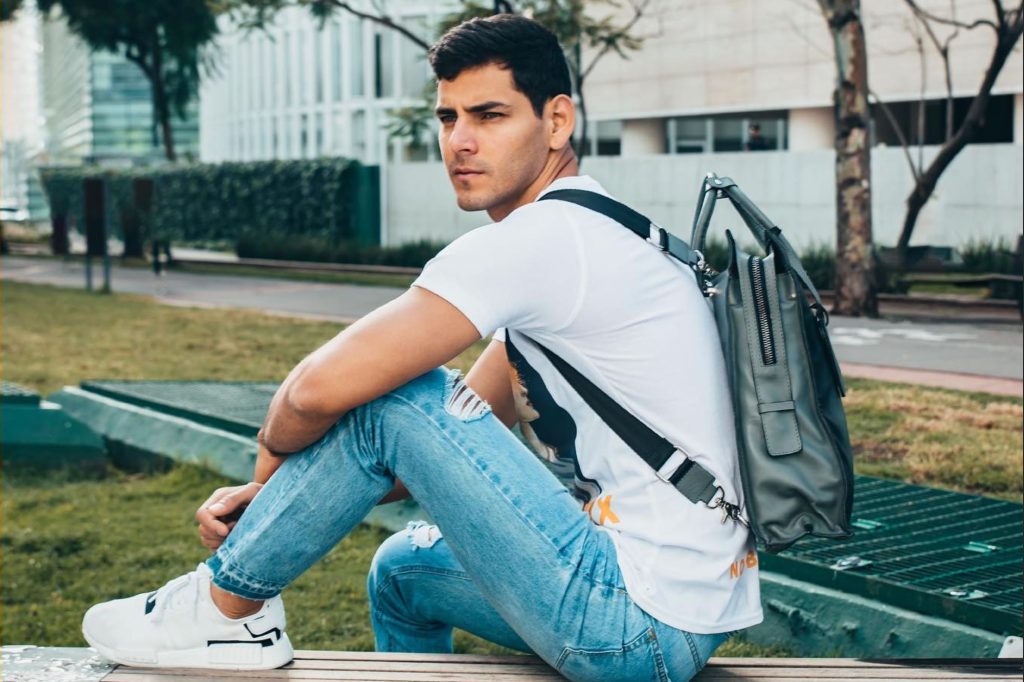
[50,386,258,481]
[752,571,1007,657]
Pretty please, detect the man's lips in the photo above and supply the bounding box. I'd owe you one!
[452,167,484,179]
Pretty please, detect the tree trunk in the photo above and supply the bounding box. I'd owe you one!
[150,40,177,162]
[576,76,589,161]
[895,24,1021,266]
[819,0,877,317]
[571,42,589,162]
[50,213,69,255]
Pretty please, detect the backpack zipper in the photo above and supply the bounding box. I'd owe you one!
[749,257,776,366]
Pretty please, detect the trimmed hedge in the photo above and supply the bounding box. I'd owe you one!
[39,159,380,254]
[236,234,446,267]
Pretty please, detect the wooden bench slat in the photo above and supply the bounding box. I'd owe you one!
[291,651,548,665]
[103,667,561,675]
[698,677,1016,682]
[281,660,557,674]
[707,657,1022,668]
[697,666,1017,677]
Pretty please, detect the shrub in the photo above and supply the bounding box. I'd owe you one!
[960,237,1022,275]
[236,235,446,268]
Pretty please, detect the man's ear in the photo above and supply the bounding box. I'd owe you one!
[546,94,575,151]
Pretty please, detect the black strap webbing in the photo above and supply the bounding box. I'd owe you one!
[541,189,701,268]
[506,335,719,505]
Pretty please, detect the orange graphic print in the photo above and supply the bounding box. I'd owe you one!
[583,495,620,526]
[729,550,759,579]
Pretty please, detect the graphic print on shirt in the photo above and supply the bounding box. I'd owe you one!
[505,336,602,505]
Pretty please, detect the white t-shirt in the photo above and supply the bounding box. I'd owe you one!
[413,175,763,634]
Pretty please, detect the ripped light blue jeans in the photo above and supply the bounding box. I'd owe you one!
[207,368,730,681]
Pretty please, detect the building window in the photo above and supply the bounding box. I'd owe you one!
[872,94,1013,146]
[314,28,324,104]
[374,32,394,98]
[585,120,622,156]
[283,32,292,104]
[351,21,364,98]
[352,110,366,159]
[668,113,787,153]
[331,20,342,102]
[298,30,308,105]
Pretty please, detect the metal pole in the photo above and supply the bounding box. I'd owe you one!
[85,256,93,291]
[102,251,111,293]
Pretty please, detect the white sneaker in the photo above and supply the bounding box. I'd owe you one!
[82,563,294,670]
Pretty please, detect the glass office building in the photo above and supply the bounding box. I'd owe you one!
[41,15,199,164]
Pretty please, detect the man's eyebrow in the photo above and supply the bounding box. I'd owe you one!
[434,101,512,116]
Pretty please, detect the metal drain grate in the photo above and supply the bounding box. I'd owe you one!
[81,381,277,436]
[762,476,1023,635]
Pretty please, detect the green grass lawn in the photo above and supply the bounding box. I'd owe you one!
[3,281,1021,655]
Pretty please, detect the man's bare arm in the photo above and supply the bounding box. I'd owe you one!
[259,287,481,457]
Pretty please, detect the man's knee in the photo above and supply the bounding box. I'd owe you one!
[367,521,445,606]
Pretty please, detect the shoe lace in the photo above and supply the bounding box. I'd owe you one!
[151,565,205,625]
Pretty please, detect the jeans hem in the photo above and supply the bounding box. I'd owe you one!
[206,554,283,601]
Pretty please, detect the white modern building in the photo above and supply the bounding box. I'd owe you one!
[1,1,46,219]
[197,0,1022,248]
[199,3,445,164]
[582,0,1022,155]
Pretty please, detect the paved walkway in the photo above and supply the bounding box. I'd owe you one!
[4,255,1021,396]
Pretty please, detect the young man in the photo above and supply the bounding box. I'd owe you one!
[83,15,762,681]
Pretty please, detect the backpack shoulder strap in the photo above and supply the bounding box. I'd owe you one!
[541,189,702,269]
[504,333,721,507]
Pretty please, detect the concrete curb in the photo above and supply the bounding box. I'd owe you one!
[841,363,1023,398]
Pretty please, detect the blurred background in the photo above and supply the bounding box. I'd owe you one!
[1,0,1021,291]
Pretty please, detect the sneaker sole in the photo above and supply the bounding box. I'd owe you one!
[83,625,294,670]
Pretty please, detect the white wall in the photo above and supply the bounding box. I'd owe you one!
[789,107,833,151]
[584,0,1023,121]
[621,119,665,156]
[385,144,1024,251]
[386,162,486,245]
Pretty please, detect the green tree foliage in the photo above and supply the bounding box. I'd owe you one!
[1,0,25,22]
[36,0,219,161]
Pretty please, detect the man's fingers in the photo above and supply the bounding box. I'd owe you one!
[196,507,231,537]
[195,482,263,551]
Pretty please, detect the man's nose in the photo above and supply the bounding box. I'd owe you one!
[446,118,478,156]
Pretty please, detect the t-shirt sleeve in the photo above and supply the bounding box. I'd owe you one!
[412,204,584,338]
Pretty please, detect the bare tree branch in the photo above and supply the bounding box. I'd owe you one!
[869,89,922,184]
[580,0,650,81]
[323,0,429,50]
[903,0,998,33]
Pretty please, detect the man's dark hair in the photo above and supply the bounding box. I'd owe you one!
[429,15,571,118]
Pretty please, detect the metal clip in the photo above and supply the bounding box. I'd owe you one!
[707,488,749,527]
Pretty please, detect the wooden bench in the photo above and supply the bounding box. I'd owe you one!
[3,647,1022,681]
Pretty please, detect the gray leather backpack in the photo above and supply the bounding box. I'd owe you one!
[536,173,854,553]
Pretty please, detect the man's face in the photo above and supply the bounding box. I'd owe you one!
[435,63,551,218]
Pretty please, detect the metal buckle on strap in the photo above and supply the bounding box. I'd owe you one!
[648,223,668,251]
[654,450,688,484]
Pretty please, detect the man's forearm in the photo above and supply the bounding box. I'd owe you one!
[258,356,346,456]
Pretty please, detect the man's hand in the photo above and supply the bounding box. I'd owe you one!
[195,482,263,551]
